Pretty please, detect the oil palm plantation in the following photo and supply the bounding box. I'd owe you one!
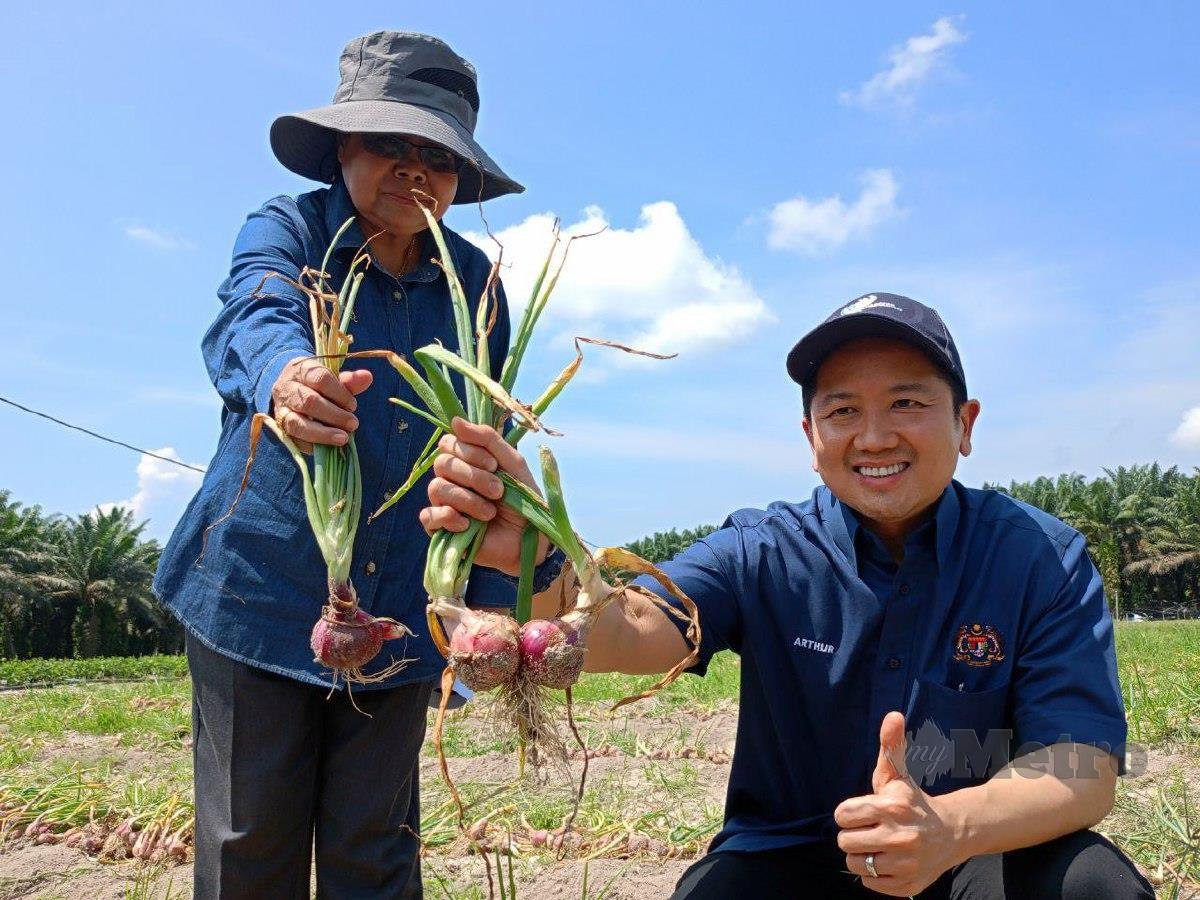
[36,507,165,657]
[0,491,55,657]
[1126,475,1200,616]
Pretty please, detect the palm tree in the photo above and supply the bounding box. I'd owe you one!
[1126,472,1200,615]
[0,490,44,589]
[625,525,719,565]
[990,468,1199,618]
[1061,478,1127,616]
[999,474,1087,520]
[0,491,59,658]
[37,506,157,657]
[112,538,176,654]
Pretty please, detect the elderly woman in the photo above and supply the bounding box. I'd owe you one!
[154,32,522,898]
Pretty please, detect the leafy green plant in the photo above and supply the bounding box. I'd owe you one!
[0,654,187,687]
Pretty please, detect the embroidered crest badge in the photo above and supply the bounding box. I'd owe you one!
[953,623,1006,667]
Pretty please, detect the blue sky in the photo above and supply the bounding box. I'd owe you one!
[2,2,1198,547]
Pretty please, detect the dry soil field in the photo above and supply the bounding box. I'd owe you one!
[1,624,1197,899]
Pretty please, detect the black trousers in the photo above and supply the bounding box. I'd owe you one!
[187,636,434,900]
[671,830,1155,899]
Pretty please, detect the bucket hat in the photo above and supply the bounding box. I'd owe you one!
[270,31,523,205]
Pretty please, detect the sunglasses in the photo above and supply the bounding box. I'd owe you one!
[360,134,463,175]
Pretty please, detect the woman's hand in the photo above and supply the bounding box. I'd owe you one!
[421,418,550,577]
[270,357,373,453]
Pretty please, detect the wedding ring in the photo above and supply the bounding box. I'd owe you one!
[864,853,878,878]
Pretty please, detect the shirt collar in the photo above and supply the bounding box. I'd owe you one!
[323,178,442,285]
[818,481,962,572]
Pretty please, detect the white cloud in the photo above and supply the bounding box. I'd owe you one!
[123,224,193,251]
[100,447,205,540]
[841,16,968,108]
[464,202,773,360]
[767,169,901,256]
[1171,406,1200,449]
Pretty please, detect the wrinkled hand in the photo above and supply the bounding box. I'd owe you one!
[421,418,550,577]
[270,356,372,454]
[834,712,959,896]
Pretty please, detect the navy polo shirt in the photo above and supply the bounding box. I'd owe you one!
[636,480,1126,854]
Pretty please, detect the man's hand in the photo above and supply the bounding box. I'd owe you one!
[421,418,693,674]
[270,357,372,453]
[420,418,550,577]
[834,712,960,896]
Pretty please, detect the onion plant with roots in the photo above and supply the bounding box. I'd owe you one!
[207,217,414,696]
[371,192,702,827]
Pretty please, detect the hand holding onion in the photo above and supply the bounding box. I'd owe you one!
[210,219,413,693]
[421,420,566,690]
[421,419,551,576]
[270,356,373,454]
[424,425,698,697]
[371,202,697,842]
[424,422,594,690]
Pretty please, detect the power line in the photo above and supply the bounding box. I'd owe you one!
[0,395,207,474]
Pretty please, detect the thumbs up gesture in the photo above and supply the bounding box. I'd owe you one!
[873,709,914,792]
[833,712,959,896]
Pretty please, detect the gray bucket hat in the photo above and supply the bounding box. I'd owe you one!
[270,31,524,205]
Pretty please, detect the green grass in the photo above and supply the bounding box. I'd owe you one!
[1110,773,1199,899]
[570,651,739,709]
[428,712,521,758]
[1116,621,1200,746]
[1110,622,1200,896]
[419,767,721,853]
[0,679,190,748]
[0,655,188,687]
[1,623,1197,896]
[123,864,185,900]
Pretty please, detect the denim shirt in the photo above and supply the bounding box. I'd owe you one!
[153,178,514,690]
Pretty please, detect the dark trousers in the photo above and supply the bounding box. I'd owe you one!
[188,636,434,899]
[671,830,1155,899]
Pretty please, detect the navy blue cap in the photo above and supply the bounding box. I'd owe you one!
[786,292,967,397]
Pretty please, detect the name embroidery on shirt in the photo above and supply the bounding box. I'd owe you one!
[794,637,836,655]
[952,623,1006,667]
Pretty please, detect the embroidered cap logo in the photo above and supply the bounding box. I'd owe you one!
[839,294,903,317]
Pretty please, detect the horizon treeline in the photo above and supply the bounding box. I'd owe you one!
[0,497,178,660]
[2,462,1197,660]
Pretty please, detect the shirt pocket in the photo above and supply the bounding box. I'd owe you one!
[905,678,1010,794]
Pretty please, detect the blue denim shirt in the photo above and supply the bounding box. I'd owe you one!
[637,482,1126,853]
[154,178,515,690]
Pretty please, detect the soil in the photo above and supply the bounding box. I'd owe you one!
[1,704,1196,899]
[0,843,190,899]
[31,734,165,776]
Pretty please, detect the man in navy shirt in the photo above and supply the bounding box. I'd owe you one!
[423,293,1153,897]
